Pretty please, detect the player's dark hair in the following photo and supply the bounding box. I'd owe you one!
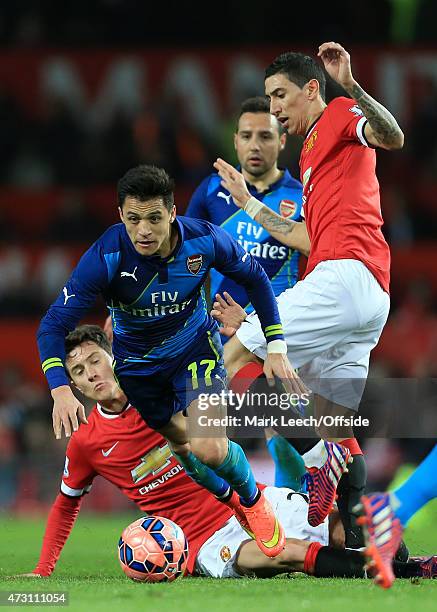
[65,325,112,363]
[117,165,175,211]
[236,96,283,135]
[265,52,326,101]
[239,96,270,117]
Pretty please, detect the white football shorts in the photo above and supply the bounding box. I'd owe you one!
[236,259,390,410]
[195,486,329,579]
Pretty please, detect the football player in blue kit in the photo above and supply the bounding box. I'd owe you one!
[37,164,306,558]
[186,96,306,313]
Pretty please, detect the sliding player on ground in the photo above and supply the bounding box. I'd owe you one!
[26,326,435,580]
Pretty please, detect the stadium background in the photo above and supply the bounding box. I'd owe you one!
[0,1,436,519]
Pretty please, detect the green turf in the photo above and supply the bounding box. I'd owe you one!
[0,512,436,612]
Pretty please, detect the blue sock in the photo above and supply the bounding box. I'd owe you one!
[174,451,230,498]
[392,444,437,527]
[266,435,306,491]
[214,441,258,505]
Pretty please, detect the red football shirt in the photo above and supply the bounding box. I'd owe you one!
[61,404,233,573]
[300,96,390,293]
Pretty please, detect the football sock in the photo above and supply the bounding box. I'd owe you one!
[336,440,366,549]
[394,539,410,563]
[306,544,425,579]
[266,434,306,490]
[214,440,258,506]
[391,444,437,527]
[229,362,264,395]
[393,560,426,578]
[173,451,230,497]
[339,437,363,456]
[306,543,365,578]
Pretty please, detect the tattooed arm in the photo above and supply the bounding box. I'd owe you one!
[255,208,310,255]
[344,81,404,150]
[318,42,404,150]
[213,158,310,255]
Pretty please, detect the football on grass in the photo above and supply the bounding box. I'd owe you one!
[118,516,189,582]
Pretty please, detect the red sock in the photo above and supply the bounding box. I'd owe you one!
[303,542,323,575]
[340,438,362,456]
[229,362,264,395]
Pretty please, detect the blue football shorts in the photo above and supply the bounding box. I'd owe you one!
[114,330,227,430]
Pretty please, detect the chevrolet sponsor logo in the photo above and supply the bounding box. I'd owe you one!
[131,443,173,484]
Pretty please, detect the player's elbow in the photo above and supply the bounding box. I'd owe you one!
[387,129,404,150]
[36,319,47,343]
[396,130,405,149]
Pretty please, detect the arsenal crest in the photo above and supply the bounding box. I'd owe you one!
[186,254,203,275]
[279,199,296,218]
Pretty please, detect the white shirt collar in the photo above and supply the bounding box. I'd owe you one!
[96,403,132,419]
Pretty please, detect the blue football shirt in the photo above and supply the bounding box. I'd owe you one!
[37,217,285,389]
[186,169,303,311]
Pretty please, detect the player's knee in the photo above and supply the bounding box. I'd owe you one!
[169,441,191,458]
[192,438,227,467]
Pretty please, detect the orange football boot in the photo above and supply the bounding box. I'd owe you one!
[240,490,285,558]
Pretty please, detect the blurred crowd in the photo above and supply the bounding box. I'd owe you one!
[0,64,436,315]
[0,1,436,47]
[0,3,436,513]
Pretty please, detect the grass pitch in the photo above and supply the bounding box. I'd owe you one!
[1,511,436,612]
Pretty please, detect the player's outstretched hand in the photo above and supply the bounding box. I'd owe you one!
[51,385,88,440]
[213,159,251,208]
[211,292,247,337]
[263,353,308,398]
[317,42,354,89]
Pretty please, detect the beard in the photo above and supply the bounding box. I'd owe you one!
[243,161,269,177]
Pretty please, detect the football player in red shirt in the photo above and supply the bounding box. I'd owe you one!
[21,325,429,581]
[213,42,404,548]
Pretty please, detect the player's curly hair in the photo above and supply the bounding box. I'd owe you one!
[65,324,112,357]
[117,164,175,211]
[265,52,326,101]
